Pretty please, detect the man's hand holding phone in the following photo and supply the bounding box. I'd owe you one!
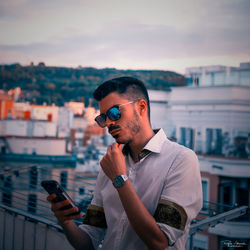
[41,180,83,225]
[43,182,94,250]
[47,193,83,225]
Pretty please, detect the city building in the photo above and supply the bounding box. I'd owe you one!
[0,90,14,120]
[185,62,250,87]
[1,63,249,250]
[152,62,250,250]
[65,101,85,115]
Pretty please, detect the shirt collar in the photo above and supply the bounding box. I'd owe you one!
[122,128,167,160]
[143,128,167,153]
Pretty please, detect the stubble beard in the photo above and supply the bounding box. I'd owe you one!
[115,110,141,145]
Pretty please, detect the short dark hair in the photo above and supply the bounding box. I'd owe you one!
[93,76,150,119]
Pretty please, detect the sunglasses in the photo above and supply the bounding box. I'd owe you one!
[95,101,136,128]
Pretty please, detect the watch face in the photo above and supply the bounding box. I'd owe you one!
[113,175,128,188]
[116,176,124,187]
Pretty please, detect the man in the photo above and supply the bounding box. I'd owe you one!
[48,77,202,250]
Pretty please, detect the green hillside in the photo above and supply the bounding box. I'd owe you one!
[0,63,187,107]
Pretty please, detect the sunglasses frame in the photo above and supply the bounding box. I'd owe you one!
[95,101,135,128]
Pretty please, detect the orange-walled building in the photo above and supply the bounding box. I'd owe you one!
[65,101,85,115]
[0,92,14,119]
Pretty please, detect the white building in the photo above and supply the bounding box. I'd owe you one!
[0,119,67,155]
[185,62,250,87]
[65,101,85,115]
[149,63,250,250]
[5,137,67,155]
[0,120,57,137]
[148,90,171,133]
[31,104,59,121]
[168,85,250,156]
[57,107,74,137]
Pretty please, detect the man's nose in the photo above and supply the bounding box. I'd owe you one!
[105,117,116,128]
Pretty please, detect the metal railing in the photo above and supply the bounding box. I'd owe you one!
[0,164,96,224]
[0,203,74,250]
[0,163,249,250]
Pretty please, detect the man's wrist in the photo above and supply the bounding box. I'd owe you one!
[113,174,128,188]
[59,219,74,228]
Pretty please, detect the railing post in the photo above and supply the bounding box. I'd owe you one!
[22,218,26,250]
[189,233,193,250]
[44,225,48,250]
[12,213,16,250]
[33,221,37,250]
[2,210,6,250]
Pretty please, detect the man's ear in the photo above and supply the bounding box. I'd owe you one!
[137,99,147,116]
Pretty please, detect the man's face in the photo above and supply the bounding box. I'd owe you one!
[99,92,141,144]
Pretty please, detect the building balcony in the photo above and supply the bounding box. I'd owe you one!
[208,220,250,239]
[198,155,250,178]
[206,203,250,238]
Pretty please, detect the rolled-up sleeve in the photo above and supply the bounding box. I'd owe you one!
[79,170,107,249]
[154,149,203,246]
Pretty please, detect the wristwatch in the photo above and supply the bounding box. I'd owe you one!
[113,174,128,188]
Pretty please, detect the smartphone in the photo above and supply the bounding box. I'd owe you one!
[41,180,81,216]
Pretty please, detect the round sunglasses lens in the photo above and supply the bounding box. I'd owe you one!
[107,107,121,121]
[95,115,106,127]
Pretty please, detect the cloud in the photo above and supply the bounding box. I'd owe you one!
[1,20,249,58]
[0,0,249,71]
[0,0,74,20]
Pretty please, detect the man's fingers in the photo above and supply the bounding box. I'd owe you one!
[47,194,83,224]
[106,143,122,154]
[112,142,122,152]
[47,193,56,202]
[51,199,71,212]
[56,210,83,222]
[54,206,78,217]
[107,145,112,153]
[60,212,83,221]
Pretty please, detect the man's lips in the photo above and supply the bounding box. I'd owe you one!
[110,129,120,136]
[108,126,120,133]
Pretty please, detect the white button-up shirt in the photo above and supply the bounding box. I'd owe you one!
[79,129,202,250]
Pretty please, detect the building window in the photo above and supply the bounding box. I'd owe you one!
[2,176,12,206]
[219,178,250,216]
[79,187,85,195]
[219,181,234,211]
[211,72,215,85]
[188,234,208,250]
[202,179,209,211]
[60,171,68,189]
[232,136,248,158]
[23,147,28,154]
[236,184,249,207]
[27,194,37,213]
[206,128,223,155]
[1,146,6,154]
[180,127,194,149]
[2,192,12,206]
[29,166,38,189]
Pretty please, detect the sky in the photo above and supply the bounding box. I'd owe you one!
[0,0,250,74]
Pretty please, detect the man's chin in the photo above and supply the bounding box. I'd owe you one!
[114,135,128,145]
[115,138,125,144]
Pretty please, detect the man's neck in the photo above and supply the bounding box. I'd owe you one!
[128,127,155,162]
